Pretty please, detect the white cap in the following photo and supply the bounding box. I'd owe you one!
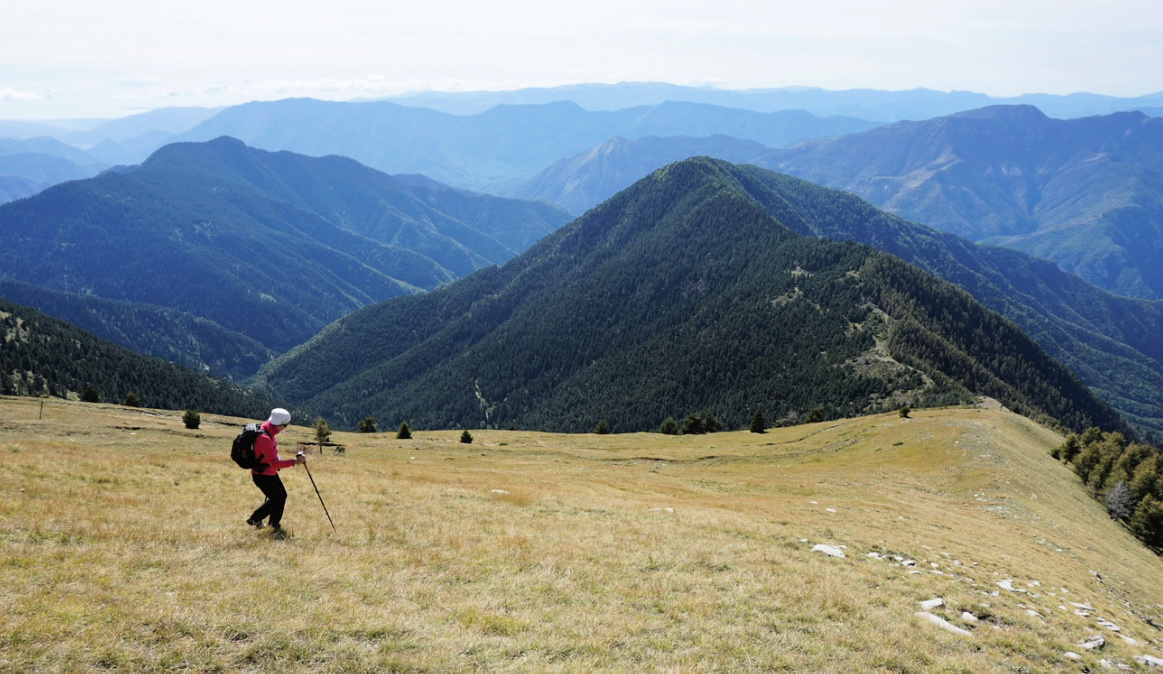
[269,408,292,426]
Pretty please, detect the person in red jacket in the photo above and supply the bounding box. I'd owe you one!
[245,408,305,536]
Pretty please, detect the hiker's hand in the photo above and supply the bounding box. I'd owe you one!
[296,453,306,465]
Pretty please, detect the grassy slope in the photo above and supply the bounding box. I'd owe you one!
[1,396,1161,672]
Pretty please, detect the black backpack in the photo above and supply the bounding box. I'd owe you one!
[230,423,270,471]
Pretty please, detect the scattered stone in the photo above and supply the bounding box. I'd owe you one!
[902,560,917,567]
[998,579,1026,593]
[916,612,972,636]
[961,612,980,623]
[490,489,509,494]
[1027,609,1042,618]
[1064,651,1082,660]
[1080,635,1105,650]
[1097,618,1121,632]
[825,508,837,513]
[867,552,882,559]
[1118,634,1139,646]
[1070,602,1094,611]
[812,544,845,558]
[920,598,944,610]
[1135,654,1163,667]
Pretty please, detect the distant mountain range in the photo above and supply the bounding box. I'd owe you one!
[755,105,1163,300]
[173,99,880,192]
[0,137,569,377]
[254,158,1128,437]
[382,82,1163,120]
[508,135,768,215]
[503,105,1163,301]
[0,136,109,203]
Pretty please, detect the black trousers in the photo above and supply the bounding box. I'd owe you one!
[250,473,288,527]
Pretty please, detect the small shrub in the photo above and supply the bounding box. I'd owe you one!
[593,420,611,434]
[460,430,473,444]
[182,410,200,430]
[81,386,99,403]
[899,406,911,419]
[397,422,412,440]
[682,414,704,435]
[357,417,378,433]
[122,392,141,407]
[660,417,678,435]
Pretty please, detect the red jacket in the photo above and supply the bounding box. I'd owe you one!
[252,420,298,476]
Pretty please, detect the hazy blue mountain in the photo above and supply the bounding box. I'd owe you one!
[752,106,1163,299]
[175,98,880,192]
[255,158,1126,437]
[509,135,768,214]
[0,137,570,373]
[0,137,107,204]
[383,82,1163,121]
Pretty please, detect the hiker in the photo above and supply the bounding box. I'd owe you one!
[246,408,305,535]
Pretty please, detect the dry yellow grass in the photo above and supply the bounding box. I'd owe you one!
[1,395,1162,672]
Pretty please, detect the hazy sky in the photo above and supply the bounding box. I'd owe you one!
[2,0,1160,119]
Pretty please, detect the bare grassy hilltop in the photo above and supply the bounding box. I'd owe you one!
[2,396,1161,672]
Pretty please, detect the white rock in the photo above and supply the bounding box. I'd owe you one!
[1080,635,1105,650]
[1118,634,1139,646]
[1069,601,1093,610]
[825,508,836,513]
[1097,618,1121,632]
[920,598,944,610]
[915,612,972,636]
[1027,609,1042,618]
[812,544,845,558]
[902,560,917,567]
[1064,651,1082,660]
[1135,655,1163,667]
[490,489,509,494]
[961,612,980,623]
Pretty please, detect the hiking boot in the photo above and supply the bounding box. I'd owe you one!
[270,525,287,540]
[246,517,264,529]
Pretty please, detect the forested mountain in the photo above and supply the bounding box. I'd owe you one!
[0,137,569,375]
[175,98,879,192]
[752,106,1163,299]
[0,280,273,379]
[696,163,1163,436]
[0,299,277,418]
[509,135,767,215]
[383,81,1163,120]
[254,158,1126,437]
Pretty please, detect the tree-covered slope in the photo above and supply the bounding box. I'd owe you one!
[0,280,273,380]
[256,158,1125,436]
[0,137,570,367]
[716,164,1163,436]
[754,106,1163,299]
[0,299,277,418]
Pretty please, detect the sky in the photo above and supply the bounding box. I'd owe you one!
[2,0,1161,120]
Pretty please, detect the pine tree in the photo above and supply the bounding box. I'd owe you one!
[460,429,473,444]
[396,421,412,439]
[81,386,99,403]
[660,417,678,435]
[593,420,611,434]
[314,417,332,449]
[358,417,378,433]
[749,410,767,434]
[182,410,200,430]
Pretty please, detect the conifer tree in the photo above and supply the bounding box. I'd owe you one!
[749,410,767,434]
[396,421,412,439]
[358,417,378,433]
[460,429,473,444]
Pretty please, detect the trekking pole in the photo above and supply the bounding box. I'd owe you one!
[298,452,336,532]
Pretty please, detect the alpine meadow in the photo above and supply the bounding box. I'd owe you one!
[3,36,1163,672]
